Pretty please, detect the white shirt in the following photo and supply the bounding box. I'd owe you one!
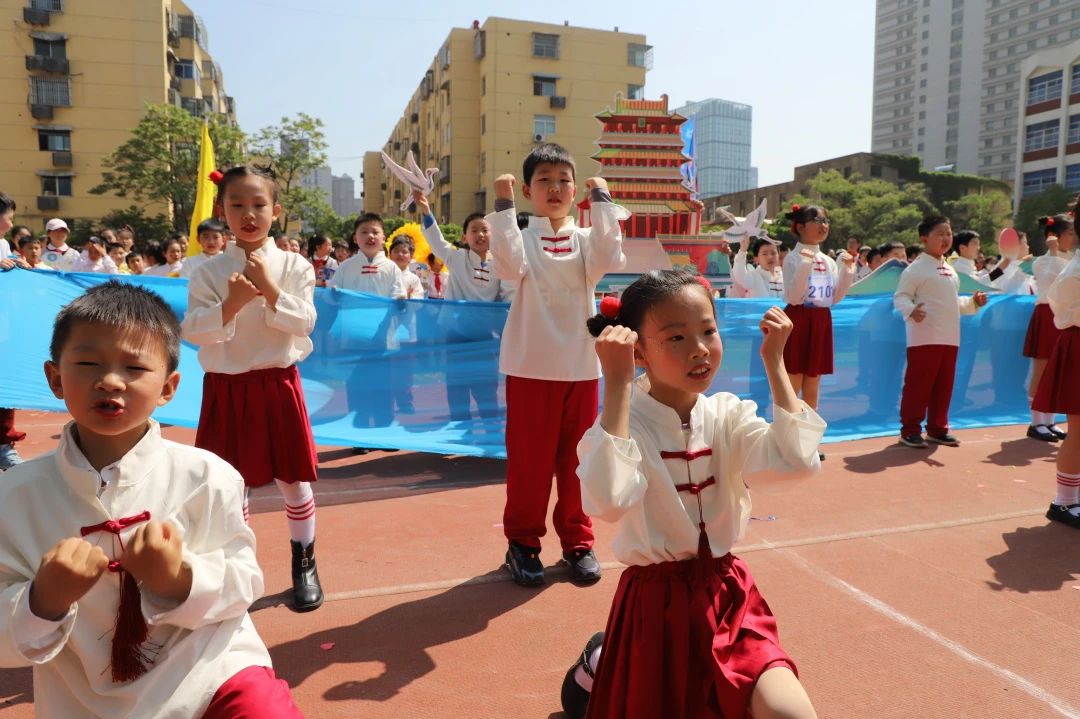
[71,251,118,274]
[488,202,630,381]
[0,421,269,719]
[893,252,980,347]
[731,250,784,299]
[422,217,513,302]
[950,256,989,284]
[182,239,316,374]
[0,239,10,260]
[577,376,824,566]
[143,260,184,278]
[329,251,406,299]
[1032,254,1069,305]
[1047,251,1080,329]
[179,252,221,279]
[782,242,855,308]
[401,268,425,299]
[41,243,80,271]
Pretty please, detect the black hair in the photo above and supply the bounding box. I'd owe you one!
[332,239,350,251]
[116,225,135,239]
[1038,214,1074,238]
[196,218,226,236]
[125,251,141,264]
[461,212,486,235]
[879,240,906,257]
[749,237,775,258]
[389,236,414,254]
[85,235,105,247]
[865,247,882,265]
[917,215,950,237]
[516,212,531,230]
[523,142,576,184]
[163,238,183,253]
[106,242,125,253]
[50,281,181,373]
[215,164,279,204]
[17,235,40,250]
[783,204,827,236]
[0,192,15,214]
[11,225,32,240]
[307,232,332,257]
[906,245,922,261]
[142,241,166,265]
[952,229,980,255]
[353,212,384,234]
[585,269,713,338]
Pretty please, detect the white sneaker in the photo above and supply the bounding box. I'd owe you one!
[0,443,23,470]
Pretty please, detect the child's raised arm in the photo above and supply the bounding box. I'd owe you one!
[487,174,528,281]
[582,178,631,287]
[782,248,815,305]
[833,251,856,304]
[416,191,456,264]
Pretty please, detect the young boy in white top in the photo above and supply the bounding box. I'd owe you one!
[487,142,631,587]
[328,213,406,298]
[71,236,119,274]
[41,218,80,271]
[894,216,987,448]
[0,281,304,718]
[180,218,227,278]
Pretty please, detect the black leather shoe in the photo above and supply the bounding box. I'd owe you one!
[1048,425,1068,440]
[561,631,605,719]
[505,541,544,587]
[1046,503,1080,529]
[1027,425,1059,442]
[290,540,324,612]
[562,548,602,584]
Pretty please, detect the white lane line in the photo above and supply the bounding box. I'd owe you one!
[774,544,1080,719]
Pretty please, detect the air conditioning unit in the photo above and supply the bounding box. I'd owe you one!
[410,112,419,123]
[52,151,72,167]
[31,104,54,120]
[533,134,544,143]
[43,56,69,74]
[549,95,566,109]
[23,8,50,24]
[37,196,60,211]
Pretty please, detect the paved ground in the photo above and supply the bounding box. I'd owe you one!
[1,411,1078,718]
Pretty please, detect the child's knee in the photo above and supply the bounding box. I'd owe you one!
[749,666,817,719]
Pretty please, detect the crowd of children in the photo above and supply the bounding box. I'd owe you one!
[1,145,1078,719]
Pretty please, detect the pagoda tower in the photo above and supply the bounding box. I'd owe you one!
[578,93,702,237]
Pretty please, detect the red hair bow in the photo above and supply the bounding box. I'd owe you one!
[1047,217,1055,227]
[208,170,224,184]
[791,204,801,212]
[599,295,621,319]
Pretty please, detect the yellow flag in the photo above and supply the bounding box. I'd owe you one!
[187,121,217,257]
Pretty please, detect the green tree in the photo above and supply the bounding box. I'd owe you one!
[68,206,173,249]
[90,104,246,232]
[250,113,328,233]
[1014,184,1075,253]
[943,190,1013,253]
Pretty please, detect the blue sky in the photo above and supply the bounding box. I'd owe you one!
[196,0,875,194]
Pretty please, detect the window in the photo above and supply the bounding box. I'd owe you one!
[1066,164,1080,191]
[480,114,486,134]
[1069,115,1080,144]
[533,76,557,97]
[532,33,559,58]
[1022,168,1057,196]
[1072,65,1080,94]
[627,83,644,100]
[175,60,199,82]
[1028,70,1062,104]
[30,0,63,10]
[1025,119,1060,151]
[628,43,653,69]
[38,128,70,151]
[30,77,69,106]
[40,175,71,196]
[32,38,65,59]
[533,114,556,137]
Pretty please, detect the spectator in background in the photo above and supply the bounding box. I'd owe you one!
[107,242,129,273]
[126,252,145,275]
[71,236,118,274]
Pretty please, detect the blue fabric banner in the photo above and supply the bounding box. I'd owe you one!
[0,269,1037,458]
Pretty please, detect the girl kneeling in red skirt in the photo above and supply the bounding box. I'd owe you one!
[563,270,825,719]
[1024,214,1074,441]
[1034,197,1080,529]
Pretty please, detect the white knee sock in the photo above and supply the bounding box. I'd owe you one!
[277,480,316,545]
[1055,471,1080,508]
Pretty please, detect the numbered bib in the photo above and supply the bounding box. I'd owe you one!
[805,261,835,308]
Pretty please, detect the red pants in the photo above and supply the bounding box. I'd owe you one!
[0,408,25,444]
[504,375,597,551]
[900,344,958,437]
[203,666,304,718]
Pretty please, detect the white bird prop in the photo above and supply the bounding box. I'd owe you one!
[717,199,777,245]
[380,150,439,212]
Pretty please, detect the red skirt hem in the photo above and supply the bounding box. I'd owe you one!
[1023,304,1061,359]
[783,305,833,376]
[195,366,318,488]
[1033,326,1080,415]
[585,554,796,719]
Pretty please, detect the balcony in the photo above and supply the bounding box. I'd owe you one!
[30,104,53,119]
[37,195,59,211]
[23,8,50,25]
[25,55,68,73]
[169,76,182,91]
[52,151,72,167]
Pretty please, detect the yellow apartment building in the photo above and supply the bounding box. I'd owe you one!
[364,17,650,224]
[0,0,234,230]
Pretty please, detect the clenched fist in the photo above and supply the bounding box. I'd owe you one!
[584,177,608,194]
[595,325,639,387]
[121,520,192,603]
[30,538,110,620]
[227,272,260,305]
[759,306,793,364]
[494,174,516,201]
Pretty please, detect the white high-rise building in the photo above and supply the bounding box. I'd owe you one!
[331,173,361,216]
[674,98,753,198]
[872,0,1080,181]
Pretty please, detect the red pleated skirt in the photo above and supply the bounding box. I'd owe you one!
[203,666,305,719]
[1033,326,1080,416]
[586,554,796,719]
[783,305,834,377]
[1022,303,1061,360]
[196,366,318,488]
